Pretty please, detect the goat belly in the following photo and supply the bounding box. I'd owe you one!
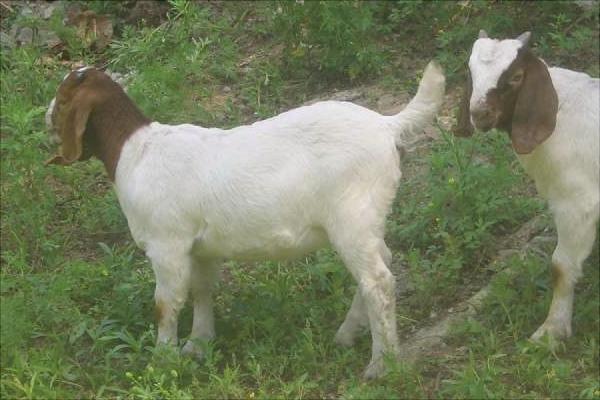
[191,222,329,262]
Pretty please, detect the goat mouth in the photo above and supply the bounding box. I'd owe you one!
[472,118,496,132]
[49,130,62,145]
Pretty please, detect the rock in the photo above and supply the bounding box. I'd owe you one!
[105,70,136,89]
[574,0,598,12]
[0,31,15,49]
[15,27,33,45]
[19,5,33,18]
[125,0,170,26]
[38,27,61,48]
[66,10,113,51]
[41,3,59,19]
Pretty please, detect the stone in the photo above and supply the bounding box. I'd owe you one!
[0,31,15,49]
[16,27,33,45]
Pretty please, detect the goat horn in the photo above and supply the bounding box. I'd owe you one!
[478,29,488,39]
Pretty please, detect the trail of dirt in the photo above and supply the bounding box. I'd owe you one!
[397,215,550,361]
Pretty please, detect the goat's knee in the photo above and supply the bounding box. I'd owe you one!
[361,269,397,346]
[550,252,582,293]
[359,266,398,342]
[360,268,396,303]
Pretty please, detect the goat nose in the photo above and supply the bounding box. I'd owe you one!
[470,107,496,131]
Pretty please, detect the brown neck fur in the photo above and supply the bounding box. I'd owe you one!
[84,86,150,181]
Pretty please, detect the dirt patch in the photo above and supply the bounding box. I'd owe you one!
[397,215,551,361]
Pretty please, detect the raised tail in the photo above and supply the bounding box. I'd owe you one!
[390,60,446,147]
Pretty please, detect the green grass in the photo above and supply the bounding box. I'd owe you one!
[1,1,598,398]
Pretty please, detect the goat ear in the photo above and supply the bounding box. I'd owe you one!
[510,54,558,154]
[454,67,474,137]
[46,95,93,165]
[516,31,531,46]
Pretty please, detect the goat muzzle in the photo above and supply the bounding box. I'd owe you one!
[470,107,497,132]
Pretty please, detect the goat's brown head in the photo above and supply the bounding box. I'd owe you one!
[454,30,558,154]
[46,66,149,180]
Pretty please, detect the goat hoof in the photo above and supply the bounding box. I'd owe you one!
[530,321,571,342]
[334,329,356,347]
[181,339,207,360]
[363,359,386,380]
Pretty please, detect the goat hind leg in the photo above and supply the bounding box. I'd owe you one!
[334,241,392,347]
[332,235,399,379]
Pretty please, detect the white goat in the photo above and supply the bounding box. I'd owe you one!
[456,30,599,341]
[46,62,445,378]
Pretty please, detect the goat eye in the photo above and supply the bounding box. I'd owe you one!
[510,72,524,85]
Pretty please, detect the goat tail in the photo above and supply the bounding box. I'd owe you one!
[391,60,446,147]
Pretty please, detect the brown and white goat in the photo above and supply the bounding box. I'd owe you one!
[456,30,599,341]
[46,64,445,378]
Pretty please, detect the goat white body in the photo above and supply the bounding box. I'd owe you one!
[105,61,444,378]
[465,32,599,341]
[116,101,401,262]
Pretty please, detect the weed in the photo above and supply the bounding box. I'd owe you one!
[273,1,385,82]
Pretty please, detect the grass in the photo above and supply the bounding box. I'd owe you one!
[1,1,598,398]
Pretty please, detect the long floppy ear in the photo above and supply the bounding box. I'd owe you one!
[454,66,474,137]
[45,95,93,165]
[510,54,558,154]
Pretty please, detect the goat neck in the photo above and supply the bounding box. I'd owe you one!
[85,85,150,180]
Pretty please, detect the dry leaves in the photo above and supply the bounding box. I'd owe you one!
[66,9,113,51]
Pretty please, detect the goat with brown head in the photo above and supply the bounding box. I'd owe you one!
[46,67,150,180]
[455,30,558,154]
[455,30,600,346]
[43,61,448,379]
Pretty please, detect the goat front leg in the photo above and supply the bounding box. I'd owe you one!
[531,205,598,341]
[147,241,192,347]
[182,260,220,358]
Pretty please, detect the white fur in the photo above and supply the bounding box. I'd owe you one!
[45,98,60,145]
[468,38,600,341]
[107,62,445,378]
